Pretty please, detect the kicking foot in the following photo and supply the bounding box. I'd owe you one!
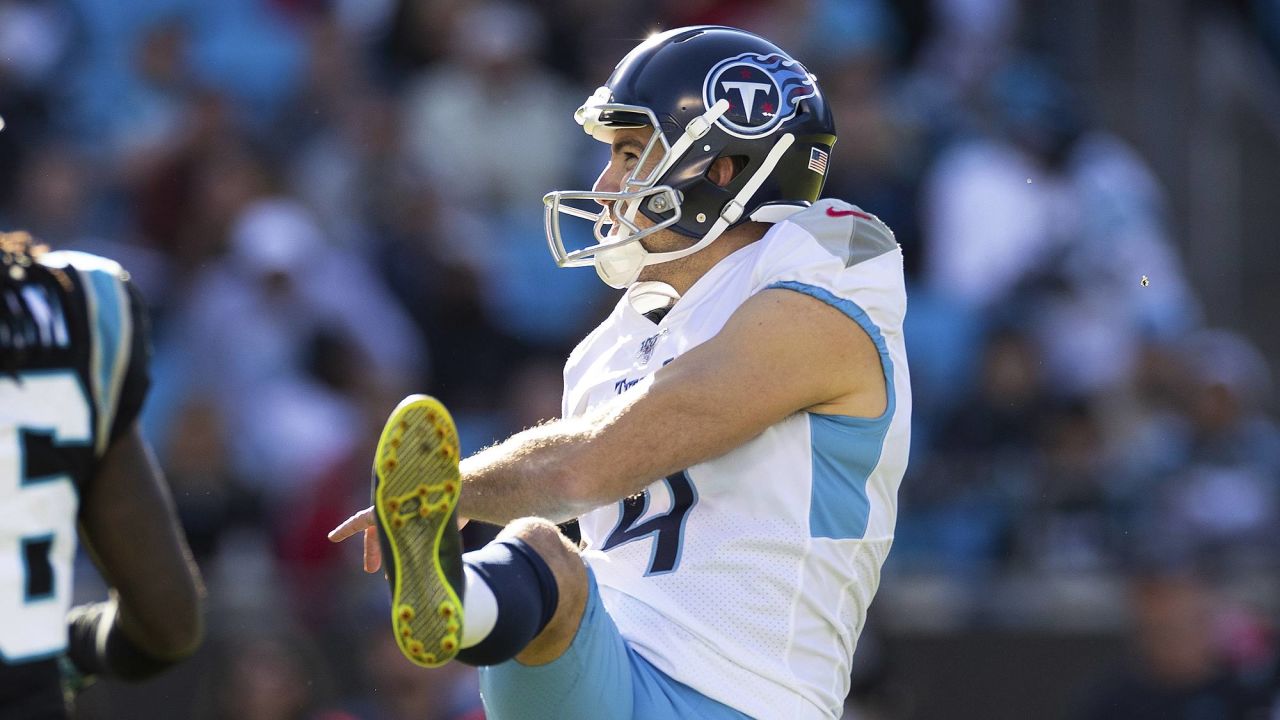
[371,394,465,668]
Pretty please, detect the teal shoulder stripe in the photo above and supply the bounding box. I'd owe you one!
[767,281,895,540]
[77,266,132,455]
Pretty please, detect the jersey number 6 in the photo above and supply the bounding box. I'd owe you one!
[0,372,88,661]
[600,471,697,576]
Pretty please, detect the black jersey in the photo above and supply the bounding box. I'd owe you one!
[0,251,150,719]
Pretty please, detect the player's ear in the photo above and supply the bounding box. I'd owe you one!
[707,156,744,188]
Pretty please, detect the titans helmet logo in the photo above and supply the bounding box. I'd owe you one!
[703,52,816,137]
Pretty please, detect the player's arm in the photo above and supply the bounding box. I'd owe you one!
[331,287,885,559]
[454,287,886,523]
[67,422,205,681]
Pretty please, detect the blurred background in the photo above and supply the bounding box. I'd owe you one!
[2,0,1279,717]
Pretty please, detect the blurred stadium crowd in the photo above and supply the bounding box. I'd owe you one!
[2,0,1279,718]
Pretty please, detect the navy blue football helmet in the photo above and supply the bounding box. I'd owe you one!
[544,26,837,287]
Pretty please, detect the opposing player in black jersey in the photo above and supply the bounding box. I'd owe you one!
[0,230,204,719]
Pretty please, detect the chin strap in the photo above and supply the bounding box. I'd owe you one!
[594,132,799,289]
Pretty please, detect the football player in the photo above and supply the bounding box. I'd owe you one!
[331,26,910,719]
[0,229,204,719]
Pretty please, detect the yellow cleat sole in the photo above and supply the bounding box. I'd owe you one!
[372,394,464,668]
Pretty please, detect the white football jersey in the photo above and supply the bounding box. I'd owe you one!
[2,251,143,668]
[565,200,911,720]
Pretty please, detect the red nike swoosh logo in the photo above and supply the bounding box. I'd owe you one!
[826,207,872,220]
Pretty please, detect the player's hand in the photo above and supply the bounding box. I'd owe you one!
[328,507,470,574]
[328,507,382,573]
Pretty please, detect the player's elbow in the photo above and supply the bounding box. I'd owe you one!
[163,598,205,660]
[130,572,206,660]
[161,575,206,659]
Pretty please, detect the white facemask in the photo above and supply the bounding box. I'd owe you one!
[544,92,799,289]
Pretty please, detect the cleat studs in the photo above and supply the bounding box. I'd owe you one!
[439,446,454,460]
[441,637,457,652]
[392,517,405,529]
[387,499,400,511]
[438,602,455,618]
[444,481,457,494]
[417,485,429,497]
[385,458,397,471]
[401,627,412,638]
[419,505,431,518]
[422,652,437,664]
[398,605,415,621]
[408,640,424,655]
[446,622,460,634]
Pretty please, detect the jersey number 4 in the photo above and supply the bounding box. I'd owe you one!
[600,471,697,576]
[0,372,88,661]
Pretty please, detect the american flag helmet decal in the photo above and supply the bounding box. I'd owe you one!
[807,147,829,174]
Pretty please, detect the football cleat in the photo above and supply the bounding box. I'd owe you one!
[372,394,465,668]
